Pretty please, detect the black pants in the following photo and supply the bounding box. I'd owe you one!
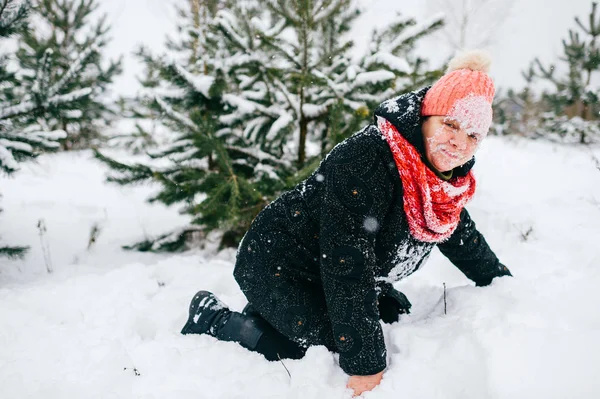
[240,303,308,361]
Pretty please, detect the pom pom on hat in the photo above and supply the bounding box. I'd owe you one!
[421,49,495,125]
[446,49,492,74]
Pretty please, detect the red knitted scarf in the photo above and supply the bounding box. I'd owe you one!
[377,116,476,243]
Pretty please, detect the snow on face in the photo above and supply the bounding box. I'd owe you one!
[447,94,493,138]
[422,95,491,172]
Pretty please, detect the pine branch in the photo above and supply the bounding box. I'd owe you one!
[214,9,250,52]
[0,87,92,119]
[172,62,215,97]
[0,143,19,173]
[0,245,29,258]
[93,150,155,185]
[32,48,54,99]
[385,13,444,54]
[575,2,598,36]
[533,58,561,87]
[46,43,100,98]
[154,96,198,132]
[265,0,301,26]
[225,144,290,167]
[0,0,29,38]
[313,0,345,24]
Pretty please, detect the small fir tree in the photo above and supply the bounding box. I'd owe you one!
[15,0,122,149]
[96,0,444,251]
[96,0,285,250]
[530,2,600,143]
[491,66,545,137]
[215,1,444,169]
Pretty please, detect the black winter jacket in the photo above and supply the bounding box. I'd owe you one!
[233,87,511,376]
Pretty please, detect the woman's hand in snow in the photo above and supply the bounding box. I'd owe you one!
[346,371,384,396]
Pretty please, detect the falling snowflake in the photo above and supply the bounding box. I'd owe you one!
[363,217,379,233]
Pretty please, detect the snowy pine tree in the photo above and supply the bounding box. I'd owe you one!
[491,66,545,137]
[15,0,122,149]
[96,0,287,251]
[529,2,600,143]
[216,1,443,169]
[97,0,443,251]
[1,0,108,258]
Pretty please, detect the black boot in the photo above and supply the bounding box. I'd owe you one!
[181,291,264,350]
[241,302,262,318]
[181,291,307,360]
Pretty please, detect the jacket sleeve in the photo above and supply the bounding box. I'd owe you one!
[437,208,512,286]
[317,134,393,376]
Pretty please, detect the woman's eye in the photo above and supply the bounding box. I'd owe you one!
[469,134,479,141]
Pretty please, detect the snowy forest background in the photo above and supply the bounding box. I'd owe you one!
[1,1,599,398]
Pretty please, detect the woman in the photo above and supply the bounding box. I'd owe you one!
[181,50,512,396]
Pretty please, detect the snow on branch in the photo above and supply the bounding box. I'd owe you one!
[312,69,343,98]
[222,94,280,119]
[0,137,32,156]
[302,100,336,119]
[4,129,66,147]
[0,127,66,173]
[31,48,53,97]
[1,86,93,120]
[363,53,411,74]
[224,53,263,69]
[242,115,270,141]
[173,63,214,97]
[25,129,65,144]
[353,70,395,87]
[313,0,345,24]
[226,144,291,167]
[272,79,300,116]
[214,10,249,51]
[342,97,366,110]
[0,0,29,37]
[264,0,300,25]
[147,139,194,158]
[0,100,36,120]
[47,88,93,107]
[0,145,19,172]
[168,147,199,163]
[154,96,198,132]
[251,15,286,38]
[385,13,444,52]
[47,44,100,98]
[265,111,293,140]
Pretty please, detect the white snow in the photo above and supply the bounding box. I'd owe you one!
[353,70,396,87]
[448,94,493,138]
[364,53,411,74]
[1,137,600,399]
[265,112,293,141]
[173,63,214,98]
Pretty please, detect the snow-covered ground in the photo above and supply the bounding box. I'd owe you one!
[1,138,600,398]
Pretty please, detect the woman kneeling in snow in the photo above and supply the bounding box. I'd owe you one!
[181,50,512,396]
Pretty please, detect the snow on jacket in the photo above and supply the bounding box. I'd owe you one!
[233,87,511,376]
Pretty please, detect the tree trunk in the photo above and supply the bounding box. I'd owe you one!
[298,112,307,166]
[581,101,588,144]
[298,13,309,167]
[190,0,201,69]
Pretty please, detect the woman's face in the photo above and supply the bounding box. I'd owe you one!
[421,115,483,172]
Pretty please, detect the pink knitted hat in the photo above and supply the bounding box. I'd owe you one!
[421,50,495,135]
